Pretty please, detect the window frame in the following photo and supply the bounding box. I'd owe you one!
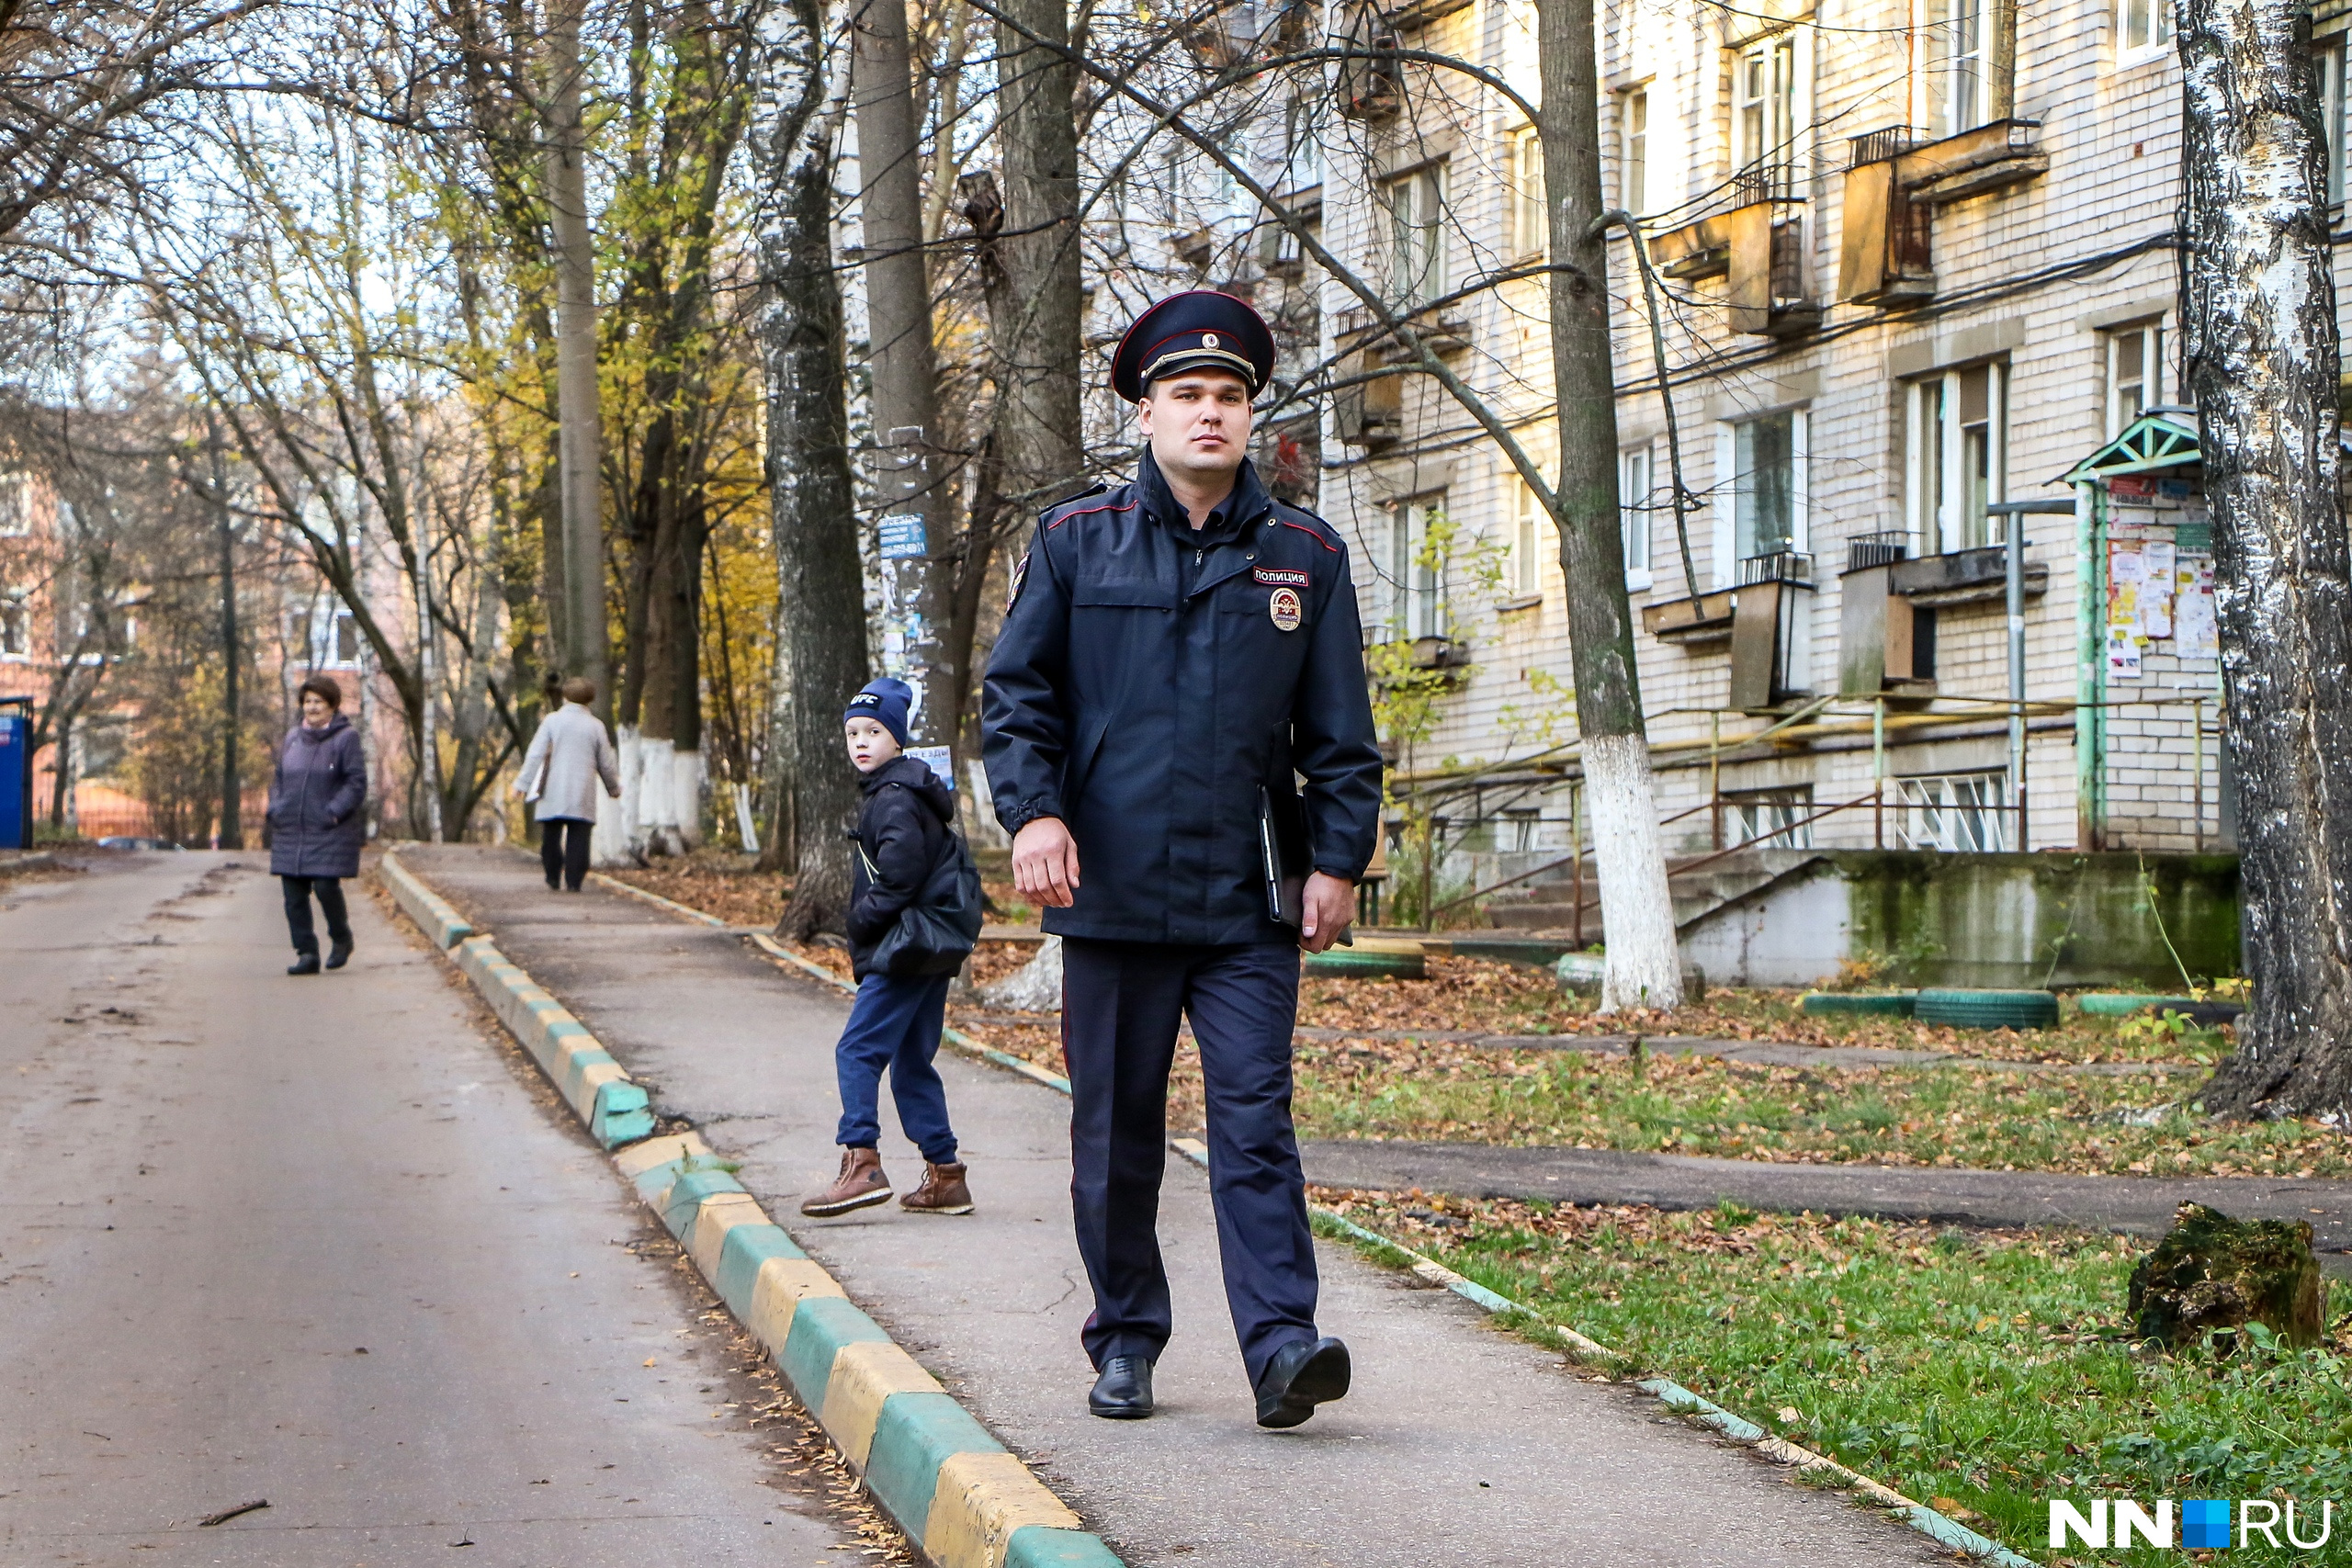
[1619,445,1655,589]
[1386,493,1451,640]
[1621,87,1649,214]
[1718,410,1807,581]
[1912,0,1997,138]
[2118,0,2169,63]
[1905,361,2008,555]
[0,474,30,538]
[2106,321,2164,438]
[2321,41,2346,208]
[1508,130,1546,259]
[0,589,28,658]
[1381,163,1450,307]
[1511,479,1544,599]
[1730,30,1799,182]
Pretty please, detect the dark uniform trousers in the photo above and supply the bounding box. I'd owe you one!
[1061,936,1316,1389]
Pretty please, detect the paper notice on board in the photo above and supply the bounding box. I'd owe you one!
[2141,541,2177,638]
[2107,625,2143,679]
[2175,558,2220,658]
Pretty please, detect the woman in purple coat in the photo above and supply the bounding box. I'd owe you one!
[267,674,368,975]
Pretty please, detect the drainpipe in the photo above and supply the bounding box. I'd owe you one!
[2074,479,2103,850]
[1986,497,2075,854]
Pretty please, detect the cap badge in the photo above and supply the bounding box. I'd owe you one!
[1269,586,1303,632]
[1202,332,1220,348]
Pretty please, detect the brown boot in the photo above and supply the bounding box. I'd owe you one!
[801,1147,892,1216]
[900,1161,973,1215]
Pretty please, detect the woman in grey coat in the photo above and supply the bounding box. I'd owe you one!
[515,676,620,890]
[268,673,368,975]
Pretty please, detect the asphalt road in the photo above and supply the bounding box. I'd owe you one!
[0,852,863,1567]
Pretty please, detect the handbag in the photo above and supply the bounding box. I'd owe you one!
[858,820,986,978]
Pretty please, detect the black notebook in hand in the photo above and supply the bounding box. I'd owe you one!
[1260,784,1354,948]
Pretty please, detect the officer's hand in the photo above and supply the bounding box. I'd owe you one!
[1298,872,1355,953]
[1012,817,1081,908]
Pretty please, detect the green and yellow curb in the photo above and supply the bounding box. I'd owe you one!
[386,859,1123,1568]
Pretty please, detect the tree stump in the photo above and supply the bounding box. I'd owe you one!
[2127,1202,2326,1349]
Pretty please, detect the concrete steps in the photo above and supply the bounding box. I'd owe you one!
[1480,849,1825,941]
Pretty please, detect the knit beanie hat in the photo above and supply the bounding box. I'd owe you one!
[843,677,913,748]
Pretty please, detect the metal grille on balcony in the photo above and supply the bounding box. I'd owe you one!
[1736,550,1814,585]
[1846,531,1911,572]
[1848,126,1923,169]
[1733,161,1800,206]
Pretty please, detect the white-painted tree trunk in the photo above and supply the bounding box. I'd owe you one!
[1585,732,1682,1013]
[979,934,1063,1011]
[672,747,705,849]
[613,723,646,861]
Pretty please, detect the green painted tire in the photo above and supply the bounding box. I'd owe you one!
[1801,991,1917,1017]
[1915,987,2061,1030]
[1305,948,1426,980]
[2076,993,2199,1017]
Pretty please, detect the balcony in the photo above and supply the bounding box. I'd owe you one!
[1650,213,1732,280]
[1333,302,1473,363]
[1896,119,2049,205]
[1837,121,2044,307]
[1727,205,1819,337]
[1889,544,2050,607]
[1640,587,1738,645]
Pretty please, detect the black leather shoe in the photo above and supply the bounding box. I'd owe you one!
[1088,1355,1154,1419]
[1254,1337,1351,1428]
[325,941,352,971]
[287,953,321,976]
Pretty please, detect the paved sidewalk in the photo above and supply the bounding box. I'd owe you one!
[406,846,1941,1568]
[1302,1140,2352,1273]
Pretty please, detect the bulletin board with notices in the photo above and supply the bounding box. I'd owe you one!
[2104,474,2218,681]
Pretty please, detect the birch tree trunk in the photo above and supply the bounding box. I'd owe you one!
[752,0,867,936]
[2178,0,2352,1119]
[851,0,954,750]
[1537,0,1679,1011]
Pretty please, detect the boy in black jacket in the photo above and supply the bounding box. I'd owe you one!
[801,678,975,1217]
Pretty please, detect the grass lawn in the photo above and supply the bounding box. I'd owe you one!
[1321,1189,2352,1566]
[1291,1038,2352,1178]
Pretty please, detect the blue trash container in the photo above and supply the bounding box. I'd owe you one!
[0,704,30,850]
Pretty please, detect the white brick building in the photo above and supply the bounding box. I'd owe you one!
[1307,0,2301,885]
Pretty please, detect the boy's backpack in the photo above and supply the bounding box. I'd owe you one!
[858,822,984,978]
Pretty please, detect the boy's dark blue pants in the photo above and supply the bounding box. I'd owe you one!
[835,971,958,1165]
[1059,937,1316,1389]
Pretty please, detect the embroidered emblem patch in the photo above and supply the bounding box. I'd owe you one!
[1254,566,1310,587]
[1269,586,1303,632]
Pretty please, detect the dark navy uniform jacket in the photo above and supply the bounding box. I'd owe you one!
[981,448,1384,945]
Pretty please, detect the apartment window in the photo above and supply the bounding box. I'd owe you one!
[1895,771,2010,852]
[1,592,27,657]
[2107,322,2163,436]
[1731,412,1803,563]
[1283,96,1323,189]
[1732,31,1798,183]
[1383,164,1449,306]
[2322,44,2346,205]
[1387,495,1449,639]
[1917,0,1995,135]
[2120,0,2167,58]
[300,603,362,669]
[1619,446,1655,582]
[1621,89,1648,213]
[0,474,28,536]
[1725,785,1815,849]
[1512,480,1544,597]
[1905,363,2006,553]
[1509,131,1546,258]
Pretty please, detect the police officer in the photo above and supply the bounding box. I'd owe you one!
[981,291,1383,1429]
